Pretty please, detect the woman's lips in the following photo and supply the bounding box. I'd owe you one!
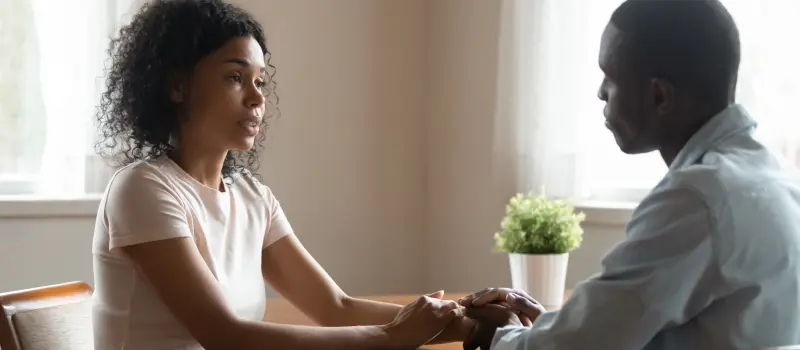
[238,118,260,136]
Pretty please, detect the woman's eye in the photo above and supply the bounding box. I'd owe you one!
[255,80,267,88]
[228,75,242,83]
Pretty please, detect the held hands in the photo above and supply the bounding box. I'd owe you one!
[458,288,546,350]
[459,288,546,327]
[379,288,545,349]
[381,290,464,349]
[463,304,522,350]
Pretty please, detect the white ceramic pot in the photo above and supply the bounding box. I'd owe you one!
[508,252,569,308]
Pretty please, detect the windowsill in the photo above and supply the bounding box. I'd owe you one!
[0,194,103,218]
[0,195,639,226]
[573,200,637,226]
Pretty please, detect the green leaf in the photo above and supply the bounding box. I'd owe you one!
[493,187,585,254]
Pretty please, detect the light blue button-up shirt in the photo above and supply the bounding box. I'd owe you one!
[492,104,800,349]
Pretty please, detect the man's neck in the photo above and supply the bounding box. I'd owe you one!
[659,139,689,168]
[658,105,727,167]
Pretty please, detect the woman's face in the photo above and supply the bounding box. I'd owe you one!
[174,36,267,152]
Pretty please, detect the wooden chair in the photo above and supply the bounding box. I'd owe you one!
[0,281,93,350]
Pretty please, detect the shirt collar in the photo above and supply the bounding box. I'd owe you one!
[669,104,757,171]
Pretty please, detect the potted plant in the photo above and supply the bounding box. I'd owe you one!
[493,188,585,308]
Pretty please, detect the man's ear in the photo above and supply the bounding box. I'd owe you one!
[650,78,675,116]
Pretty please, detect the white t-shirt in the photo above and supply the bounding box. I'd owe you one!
[91,156,293,350]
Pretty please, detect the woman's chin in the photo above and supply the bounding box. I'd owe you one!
[229,140,256,152]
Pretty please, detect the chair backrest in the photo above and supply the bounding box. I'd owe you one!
[0,281,93,350]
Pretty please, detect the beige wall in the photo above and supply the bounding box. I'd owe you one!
[0,1,627,296]
[422,0,508,292]
[0,217,95,292]
[251,0,427,295]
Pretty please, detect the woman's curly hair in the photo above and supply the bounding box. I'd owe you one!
[96,0,278,180]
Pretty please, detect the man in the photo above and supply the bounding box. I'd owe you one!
[460,0,800,349]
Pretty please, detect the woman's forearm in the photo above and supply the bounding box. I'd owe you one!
[231,319,393,350]
[329,297,402,326]
[327,297,472,345]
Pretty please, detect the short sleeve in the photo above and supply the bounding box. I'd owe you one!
[261,185,294,248]
[103,165,193,250]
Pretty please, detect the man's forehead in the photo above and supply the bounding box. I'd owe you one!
[599,23,627,66]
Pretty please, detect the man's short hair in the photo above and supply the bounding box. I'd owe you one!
[610,0,741,105]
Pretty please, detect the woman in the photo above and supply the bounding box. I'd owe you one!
[92,1,472,349]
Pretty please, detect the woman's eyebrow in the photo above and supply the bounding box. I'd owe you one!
[224,58,266,73]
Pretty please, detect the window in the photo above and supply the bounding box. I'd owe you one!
[0,0,133,196]
[573,0,800,202]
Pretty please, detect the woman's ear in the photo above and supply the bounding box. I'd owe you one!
[168,74,188,103]
[650,77,675,116]
[170,87,185,103]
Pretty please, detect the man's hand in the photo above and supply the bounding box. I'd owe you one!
[431,315,475,343]
[459,288,546,326]
[462,303,522,350]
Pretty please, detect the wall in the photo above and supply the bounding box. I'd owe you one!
[422,0,508,292]
[251,0,427,296]
[0,216,95,292]
[0,1,628,296]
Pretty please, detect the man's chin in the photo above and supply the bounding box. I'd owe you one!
[612,133,633,154]
[612,134,640,154]
[616,140,657,155]
[617,144,639,154]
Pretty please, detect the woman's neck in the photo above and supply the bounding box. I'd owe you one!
[169,146,227,192]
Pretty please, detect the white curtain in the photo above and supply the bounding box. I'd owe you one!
[0,0,46,194]
[22,0,143,196]
[727,0,800,167]
[32,0,104,196]
[491,0,614,201]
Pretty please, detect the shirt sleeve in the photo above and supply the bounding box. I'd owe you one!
[104,165,193,250]
[492,188,721,350]
[261,185,294,248]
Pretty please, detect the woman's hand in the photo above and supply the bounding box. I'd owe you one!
[381,290,463,348]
